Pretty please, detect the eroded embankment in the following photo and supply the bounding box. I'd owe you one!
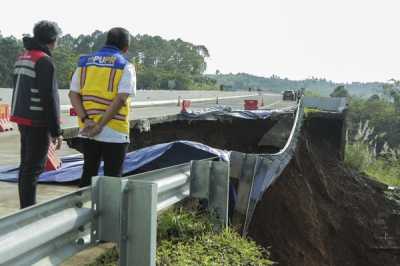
[67,115,294,154]
[248,117,400,266]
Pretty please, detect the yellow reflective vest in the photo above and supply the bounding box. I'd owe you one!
[77,46,131,134]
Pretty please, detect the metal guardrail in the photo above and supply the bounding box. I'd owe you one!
[0,159,229,266]
[59,94,259,113]
[230,96,345,235]
[0,188,91,266]
[230,98,305,235]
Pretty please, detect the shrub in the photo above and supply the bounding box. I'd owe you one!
[157,208,213,243]
[157,208,272,265]
[366,160,400,187]
[345,121,375,171]
[345,121,400,186]
[157,228,273,266]
[88,208,273,266]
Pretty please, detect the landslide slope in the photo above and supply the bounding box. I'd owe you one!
[249,119,400,266]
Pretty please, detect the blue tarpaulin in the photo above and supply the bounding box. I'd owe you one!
[0,141,229,183]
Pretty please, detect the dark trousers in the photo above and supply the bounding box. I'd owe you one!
[79,138,128,187]
[18,125,50,209]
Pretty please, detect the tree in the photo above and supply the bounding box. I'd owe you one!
[0,36,22,87]
[330,85,349,97]
[0,30,214,90]
[53,46,79,90]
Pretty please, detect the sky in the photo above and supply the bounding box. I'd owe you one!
[1,0,399,83]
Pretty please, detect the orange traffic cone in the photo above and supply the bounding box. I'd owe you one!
[45,142,61,171]
[0,119,13,132]
[0,104,13,132]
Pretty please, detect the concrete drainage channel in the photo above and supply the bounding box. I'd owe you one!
[0,97,347,265]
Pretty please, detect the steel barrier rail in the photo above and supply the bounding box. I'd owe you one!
[0,188,91,266]
[241,98,305,234]
[92,159,230,266]
[126,162,192,211]
[0,208,91,264]
[208,96,345,236]
[230,98,305,235]
[59,94,260,113]
[0,159,229,266]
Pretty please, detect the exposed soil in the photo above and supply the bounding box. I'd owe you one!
[65,111,400,265]
[68,117,288,154]
[248,119,400,266]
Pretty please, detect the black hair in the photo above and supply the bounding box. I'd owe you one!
[33,20,61,45]
[106,27,130,51]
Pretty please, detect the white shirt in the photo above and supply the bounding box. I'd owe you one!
[70,63,136,143]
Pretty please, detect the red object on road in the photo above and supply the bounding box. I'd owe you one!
[181,100,192,112]
[0,104,13,132]
[45,142,61,171]
[244,100,258,110]
[70,107,77,116]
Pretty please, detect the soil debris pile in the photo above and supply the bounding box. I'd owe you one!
[249,124,400,266]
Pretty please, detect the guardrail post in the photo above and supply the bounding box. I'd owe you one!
[231,154,259,233]
[209,161,230,227]
[91,176,122,243]
[120,180,158,266]
[92,177,158,266]
[190,160,211,199]
[190,160,230,227]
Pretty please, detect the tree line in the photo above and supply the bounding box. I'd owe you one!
[0,30,217,90]
[342,83,400,186]
[209,73,386,97]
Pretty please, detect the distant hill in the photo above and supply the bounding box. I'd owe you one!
[207,73,385,97]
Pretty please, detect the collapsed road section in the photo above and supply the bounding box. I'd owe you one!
[248,99,400,266]
[64,106,297,155]
[0,96,398,266]
[0,100,300,266]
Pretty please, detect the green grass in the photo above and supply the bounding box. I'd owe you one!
[88,208,273,266]
[365,160,400,187]
[345,120,400,187]
[157,228,273,266]
[157,208,214,243]
[345,141,400,187]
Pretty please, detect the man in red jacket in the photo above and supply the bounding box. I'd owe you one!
[10,21,63,208]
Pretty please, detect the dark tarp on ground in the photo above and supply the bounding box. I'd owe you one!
[0,141,229,183]
[180,107,278,120]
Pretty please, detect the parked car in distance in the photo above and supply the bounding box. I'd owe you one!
[282,90,296,101]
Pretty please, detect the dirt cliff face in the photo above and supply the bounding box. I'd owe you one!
[248,122,400,266]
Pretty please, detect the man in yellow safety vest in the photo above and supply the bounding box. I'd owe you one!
[69,27,136,187]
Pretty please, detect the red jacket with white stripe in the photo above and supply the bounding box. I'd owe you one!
[10,37,61,137]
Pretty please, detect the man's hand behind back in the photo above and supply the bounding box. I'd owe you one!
[80,119,96,137]
[86,124,104,137]
[51,136,63,150]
